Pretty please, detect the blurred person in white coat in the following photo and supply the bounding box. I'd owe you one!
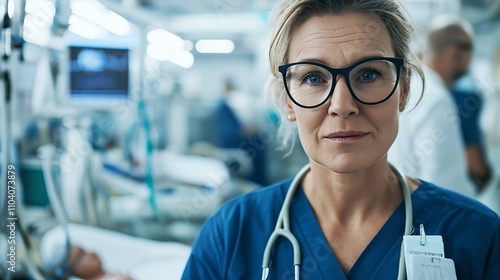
[389,14,476,197]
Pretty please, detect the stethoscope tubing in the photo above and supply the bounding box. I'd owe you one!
[261,164,309,280]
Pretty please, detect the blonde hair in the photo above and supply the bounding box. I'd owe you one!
[266,0,424,154]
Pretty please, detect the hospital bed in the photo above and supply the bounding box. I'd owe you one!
[36,114,234,242]
[28,142,224,279]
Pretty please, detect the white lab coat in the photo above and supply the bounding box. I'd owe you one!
[389,65,476,197]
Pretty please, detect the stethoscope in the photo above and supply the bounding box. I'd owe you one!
[261,163,413,280]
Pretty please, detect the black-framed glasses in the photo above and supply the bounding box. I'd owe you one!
[279,57,405,108]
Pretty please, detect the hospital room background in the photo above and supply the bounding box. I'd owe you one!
[0,0,499,279]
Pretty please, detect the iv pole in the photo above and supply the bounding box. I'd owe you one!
[0,0,44,279]
[0,0,14,277]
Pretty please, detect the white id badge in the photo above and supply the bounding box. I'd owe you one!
[403,235,445,264]
[408,255,457,280]
[403,225,457,280]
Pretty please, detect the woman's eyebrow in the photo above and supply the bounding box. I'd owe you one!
[294,55,390,67]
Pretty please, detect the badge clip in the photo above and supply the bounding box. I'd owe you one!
[420,224,426,246]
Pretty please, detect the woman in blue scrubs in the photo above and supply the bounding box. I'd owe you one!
[182,0,500,279]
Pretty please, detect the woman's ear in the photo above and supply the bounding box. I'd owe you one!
[286,96,296,121]
[399,69,411,112]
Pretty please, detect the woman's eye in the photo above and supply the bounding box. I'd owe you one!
[359,69,381,82]
[304,73,322,84]
[362,72,375,80]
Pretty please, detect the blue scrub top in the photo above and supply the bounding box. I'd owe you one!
[182,179,500,279]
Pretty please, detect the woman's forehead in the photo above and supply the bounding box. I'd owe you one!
[288,12,394,65]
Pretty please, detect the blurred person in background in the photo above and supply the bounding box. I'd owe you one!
[390,14,479,196]
[212,79,256,148]
[209,78,268,184]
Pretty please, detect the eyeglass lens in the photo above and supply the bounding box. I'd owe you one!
[285,59,399,107]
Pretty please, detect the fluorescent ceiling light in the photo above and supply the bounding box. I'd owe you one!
[147,29,184,51]
[147,45,194,69]
[147,44,169,61]
[70,0,107,21]
[98,11,130,36]
[146,28,193,68]
[68,15,107,39]
[195,39,234,54]
[169,50,194,69]
[70,0,130,36]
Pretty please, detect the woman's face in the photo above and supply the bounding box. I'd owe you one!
[286,12,407,174]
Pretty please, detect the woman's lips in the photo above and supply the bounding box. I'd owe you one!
[325,131,369,143]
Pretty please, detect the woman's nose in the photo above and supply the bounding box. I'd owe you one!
[327,76,359,118]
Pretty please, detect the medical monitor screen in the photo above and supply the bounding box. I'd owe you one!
[69,46,129,105]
